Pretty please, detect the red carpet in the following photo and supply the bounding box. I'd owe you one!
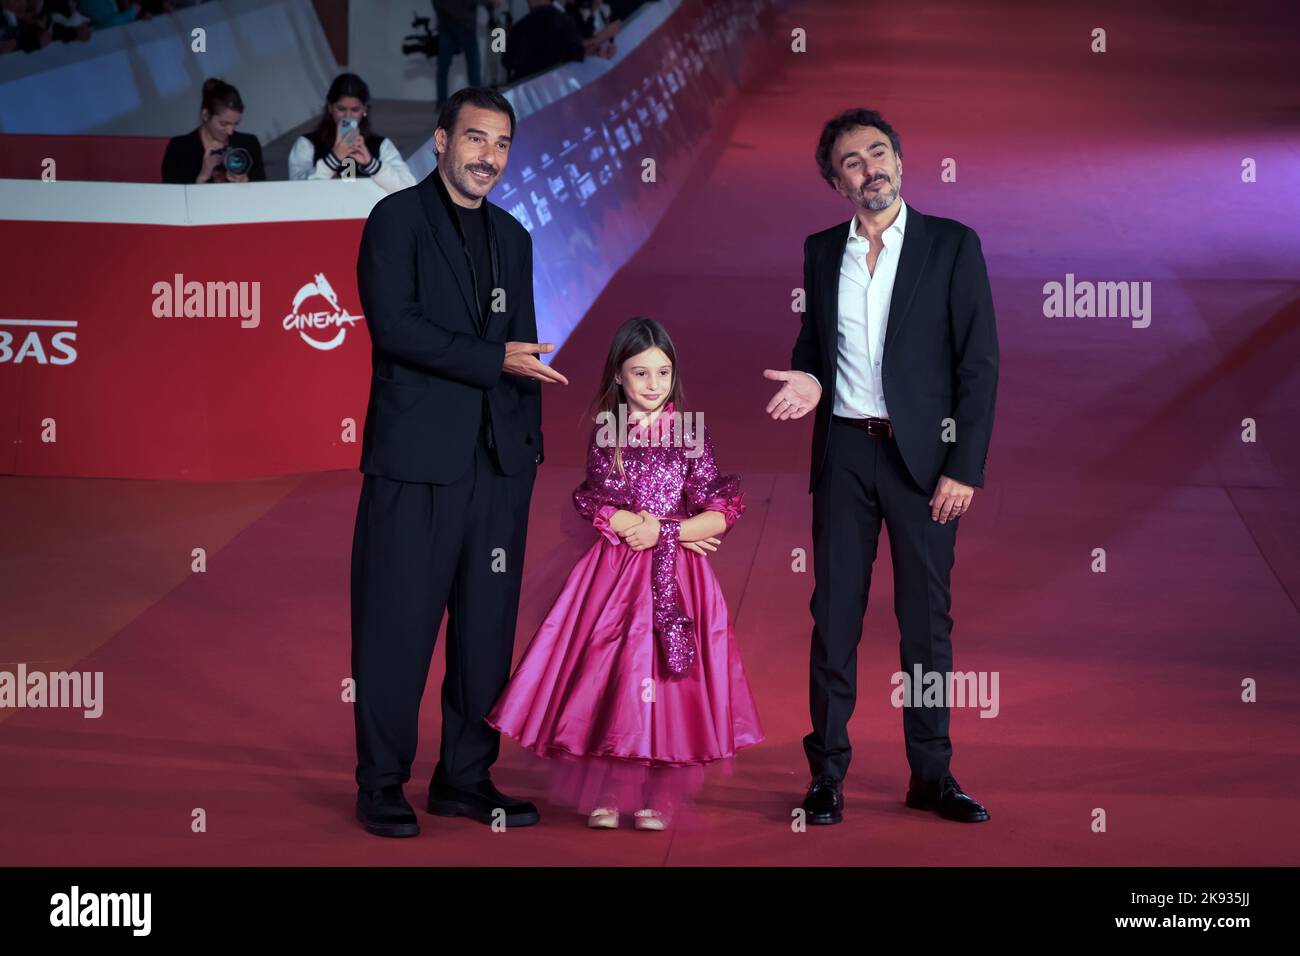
[3,0,1298,865]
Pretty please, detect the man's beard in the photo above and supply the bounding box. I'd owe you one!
[862,172,900,211]
[457,163,497,193]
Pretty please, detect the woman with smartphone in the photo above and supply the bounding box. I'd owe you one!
[288,73,416,195]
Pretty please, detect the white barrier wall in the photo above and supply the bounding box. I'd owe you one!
[0,178,386,225]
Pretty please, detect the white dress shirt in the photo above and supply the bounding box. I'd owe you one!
[804,199,908,419]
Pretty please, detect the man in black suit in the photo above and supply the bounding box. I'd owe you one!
[351,87,568,837]
[764,109,998,824]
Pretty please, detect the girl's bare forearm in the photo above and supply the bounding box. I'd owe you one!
[678,511,727,542]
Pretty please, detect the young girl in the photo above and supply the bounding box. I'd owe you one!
[486,317,764,830]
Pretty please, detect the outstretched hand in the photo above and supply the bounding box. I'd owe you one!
[505,342,569,384]
[763,369,821,420]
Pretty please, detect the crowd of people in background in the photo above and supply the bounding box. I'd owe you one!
[3,0,645,61]
[0,0,208,54]
[161,73,415,194]
[436,0,646,96]
[153,1,652,190]
[9,0,655,186]
[501,0,615,84]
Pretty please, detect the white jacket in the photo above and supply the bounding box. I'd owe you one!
[288,135,416,194]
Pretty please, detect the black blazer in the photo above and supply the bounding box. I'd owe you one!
[161,129,267,184]
[354,168,543,484]
[791,205,998,494]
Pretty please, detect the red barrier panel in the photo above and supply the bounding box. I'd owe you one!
[0,219,372,479]
[0,134,171,183]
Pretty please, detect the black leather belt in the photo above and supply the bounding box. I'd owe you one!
[833,415,894,438]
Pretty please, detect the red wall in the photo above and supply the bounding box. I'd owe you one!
[0,219,372,479]
[0,134,171,183]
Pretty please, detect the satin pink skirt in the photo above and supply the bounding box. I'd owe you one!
[486,537,764,824]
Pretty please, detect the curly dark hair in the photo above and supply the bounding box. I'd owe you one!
[815,108,902,189]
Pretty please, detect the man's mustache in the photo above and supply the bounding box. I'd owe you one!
[467,165,497,176]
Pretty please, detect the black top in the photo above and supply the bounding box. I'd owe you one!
[433,166,497,327]
[459,205,495,450]
[457,201,493,323]
[432,166,500,450]
[161,128,267,184]
[502,5,585,80]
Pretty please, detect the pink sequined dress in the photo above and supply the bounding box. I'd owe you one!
[486,404,764,824]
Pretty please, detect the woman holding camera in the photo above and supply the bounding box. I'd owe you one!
[161,78,267,185]
[288,73,415,195]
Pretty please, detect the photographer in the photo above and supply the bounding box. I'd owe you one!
[161,78,267,185]
[288,73,415,194]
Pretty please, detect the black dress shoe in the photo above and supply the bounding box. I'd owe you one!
[356,784,420,838]
[800,774,844,825]
[905,775,990,822]
[427,777,540,827]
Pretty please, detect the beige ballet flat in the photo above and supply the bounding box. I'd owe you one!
[587,807,619,829]
[633,808,666,831]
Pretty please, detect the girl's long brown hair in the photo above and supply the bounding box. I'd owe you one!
[585,316,688,475]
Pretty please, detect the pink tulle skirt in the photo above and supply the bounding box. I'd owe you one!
[487,536,764,827]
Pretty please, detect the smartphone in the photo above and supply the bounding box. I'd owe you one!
[339,117,359,142]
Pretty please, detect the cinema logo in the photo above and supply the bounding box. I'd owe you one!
[1043,273,1151,328]
[50,886,151,936]
[891,665,999,718]
[151,273,261,327]
[0,663,103,718]
[0,318,78,365]
[283,272,363,351]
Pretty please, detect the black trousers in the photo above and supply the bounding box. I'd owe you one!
[804,417,959,787]
[350,431,536,792]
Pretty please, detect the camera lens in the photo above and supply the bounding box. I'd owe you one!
[223,147,252,176]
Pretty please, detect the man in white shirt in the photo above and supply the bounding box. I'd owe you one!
[764,108,999,825]
[829,198,908,420]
